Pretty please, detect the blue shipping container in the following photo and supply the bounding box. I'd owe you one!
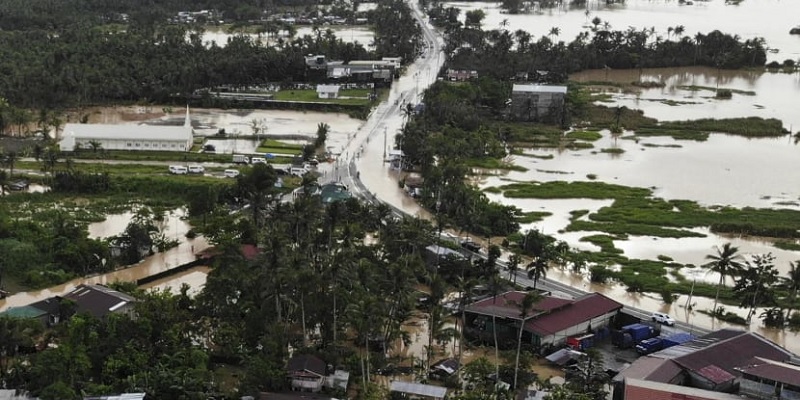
[662,333,695,348]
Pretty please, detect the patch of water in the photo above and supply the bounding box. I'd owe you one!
[140,265,210,296]
[443,0,800,63]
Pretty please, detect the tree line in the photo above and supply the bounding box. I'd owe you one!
[0,0,420,114]
[427,4,767,81]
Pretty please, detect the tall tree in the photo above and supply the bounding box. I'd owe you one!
[703,243,745,316]
[513,292,541,390]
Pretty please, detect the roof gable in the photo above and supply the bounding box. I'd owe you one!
[63,284,136,319]
[673,331,794,377]
[62,123,192,142]
[737,357,800,386]
[465,291,572,320]
[287,354,326,376]
[526,293,623,335]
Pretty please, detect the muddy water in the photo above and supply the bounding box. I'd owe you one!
[571,67,800,130]
[443,0,800,62]
[201,25,375,48]
[140,266,210,296]
[1,209,210,311]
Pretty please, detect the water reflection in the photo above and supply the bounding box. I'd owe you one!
[443,0,800,63]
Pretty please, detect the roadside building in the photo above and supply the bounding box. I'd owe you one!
[510,84,567,122]
[614,329,798,400]
[389,381,447,400]
[463,291,622,349]
[59,107,193,152]
[316,84,340,99]
[0,284,136,324]
[286,354,327,393]
[622,379,743,400]
[446,69,479,81]
[737,357,800,400]
[64,284,137,319]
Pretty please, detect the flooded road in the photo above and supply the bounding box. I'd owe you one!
[346,0,800,356]
[443,0,800,62]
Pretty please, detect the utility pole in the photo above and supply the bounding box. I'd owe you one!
[383,126,387,161]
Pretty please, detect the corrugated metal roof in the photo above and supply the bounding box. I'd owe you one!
[389,381,447,398]
[674,331,793,376]
[696,365,735,384]
[83,393,145,400]
[466,291,572,320]
[737,357,800,386]
[0,305,48,319]
[526,293,622,335]
[512,84,567,94]
[624,378,742,400]
[62,123,191,142]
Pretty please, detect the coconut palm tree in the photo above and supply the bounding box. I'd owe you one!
[526,258,549,290]
[548,27,561,41]
[783,261,800,321]
[513,291,541,390]
[703,243,745,316]
[508,252,522,285]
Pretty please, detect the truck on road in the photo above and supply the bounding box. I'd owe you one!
[232,154,250,164]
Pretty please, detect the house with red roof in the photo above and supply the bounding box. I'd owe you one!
[463,291,622,349]
[614,329,800,400]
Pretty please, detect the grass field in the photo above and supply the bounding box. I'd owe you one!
[256,139,305,155]
[272,88,387,106]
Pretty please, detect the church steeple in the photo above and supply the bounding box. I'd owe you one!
[184,105,191,128]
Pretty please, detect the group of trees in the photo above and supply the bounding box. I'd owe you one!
[397,79,521,237]
[0,0,419,111]
[704,244,800,329]
[427,4,767,81]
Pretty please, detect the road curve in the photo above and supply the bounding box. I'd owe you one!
[330,1,710,337]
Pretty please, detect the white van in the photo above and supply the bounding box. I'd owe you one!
[169,165,188,175]
[251,157,267,164]
[223,169,240,178]
[188,165,205,174]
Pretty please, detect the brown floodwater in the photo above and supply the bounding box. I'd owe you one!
[571,66,800,130]
[443,0,800,63]
[0,209,210,311]
[139,266,210,296]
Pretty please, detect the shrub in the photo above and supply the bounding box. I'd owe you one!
[715,89,732,99]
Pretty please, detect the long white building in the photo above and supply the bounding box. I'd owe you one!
[59,108,194,152]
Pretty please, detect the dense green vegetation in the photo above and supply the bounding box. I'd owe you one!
[0,0,420,117]
[427,4,767,80]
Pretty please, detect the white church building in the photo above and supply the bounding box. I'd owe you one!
[59,107,194,152]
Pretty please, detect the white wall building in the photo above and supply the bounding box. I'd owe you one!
[316,84,341,99]
[59,108,194,152]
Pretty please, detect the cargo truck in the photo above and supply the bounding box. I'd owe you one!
[635,338,663,355]
[611,323,659,349]
[566,334,595,351]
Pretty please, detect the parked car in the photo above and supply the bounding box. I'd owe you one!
[169,165,188,175]
[7,180,30,191]
[223,169,240,178]
[203,144,216,153]
[460,240,481,253]
[651,312,675,326]
[188,165,205,174]
[251,157,267,164]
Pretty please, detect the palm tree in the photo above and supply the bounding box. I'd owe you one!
[783,261,800,321]
[548,27,561,41]
[703,243,745,316]
[526,258,549,290]
[455,276,478,363]
[3,151,17,178]
[508,252,522,285]
[513,292,541,390]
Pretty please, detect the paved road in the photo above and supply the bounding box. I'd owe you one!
[333,0,711,339]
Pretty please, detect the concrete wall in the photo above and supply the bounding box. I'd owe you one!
[511,91,565,122]
[66,138,190,152]
[537,311,618,346]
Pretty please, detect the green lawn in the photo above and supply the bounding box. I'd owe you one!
[256,139,305,155]
[272,88,386,105]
